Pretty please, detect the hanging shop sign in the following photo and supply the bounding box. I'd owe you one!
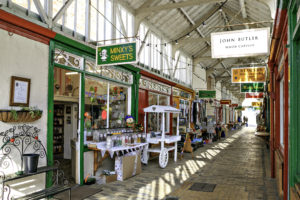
[241,83,264,93]
[252,102,263,107]
[246,93,264,98]
[231,67,266,83]
[173,88,191,99]
[211,28,270,58]
[96,42,137,66]
[235,106,245,111]
[230,104,238,107]
[220,100,231,105]
[198,90,216,98]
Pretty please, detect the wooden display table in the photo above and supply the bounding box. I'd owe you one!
[87,143,148,175]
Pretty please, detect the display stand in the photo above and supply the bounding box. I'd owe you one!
[143,105,181,168]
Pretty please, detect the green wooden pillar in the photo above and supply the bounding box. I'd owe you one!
[80,71,85,185]
[288,0,300,189]
[46,40,55,188]
[132,73,141,121]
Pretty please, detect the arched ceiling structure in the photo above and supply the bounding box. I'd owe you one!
[120,0,275,99]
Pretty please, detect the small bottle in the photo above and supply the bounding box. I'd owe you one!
[134,134,137,144]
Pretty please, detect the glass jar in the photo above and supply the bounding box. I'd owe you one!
[106,134,112,149]
[133,134,137,144]
[141,133,146,143]
[122,135,126,146]
[137,134,141,143]
[128,135,132,144]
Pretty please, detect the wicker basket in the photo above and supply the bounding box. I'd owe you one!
[0,110,42,123]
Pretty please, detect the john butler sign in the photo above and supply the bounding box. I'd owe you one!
[211,28,270,58]
[97,42,137,66]
[241,83,264,93]
[198,90,216,98]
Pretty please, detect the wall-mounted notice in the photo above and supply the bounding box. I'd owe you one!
[10,76,31,107]
[211,28,270,58]
[231,67,266,83]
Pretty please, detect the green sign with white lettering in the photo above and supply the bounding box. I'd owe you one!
[198,90,216,98]
[241,83,264,93]
[97,42,137,66]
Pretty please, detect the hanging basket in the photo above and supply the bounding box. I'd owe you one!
[0,110,43,123]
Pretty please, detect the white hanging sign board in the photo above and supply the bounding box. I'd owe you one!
[211,28,270,58]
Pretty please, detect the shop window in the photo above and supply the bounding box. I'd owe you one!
[84,77,130,130]
[109,84,128,128]
[54,68,80,98]
[85,77,108,129]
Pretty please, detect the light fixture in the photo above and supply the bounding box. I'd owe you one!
[175,40,178,45]
[186,33,190,37]
[66,72,78,75]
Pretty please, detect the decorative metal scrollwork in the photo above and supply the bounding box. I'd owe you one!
[85,60,133,84]
[0,125,47,199]
[54,49,83,69]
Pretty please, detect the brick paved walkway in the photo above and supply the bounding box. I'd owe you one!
[86,127,279,200]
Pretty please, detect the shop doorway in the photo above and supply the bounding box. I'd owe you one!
[53,67,80,184]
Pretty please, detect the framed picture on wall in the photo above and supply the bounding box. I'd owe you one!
[9,76,31,107]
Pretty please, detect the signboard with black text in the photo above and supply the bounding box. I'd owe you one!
[211,28,270,58]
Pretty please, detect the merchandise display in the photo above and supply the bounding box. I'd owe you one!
[53,104,64,159]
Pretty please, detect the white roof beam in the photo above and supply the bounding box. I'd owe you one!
[53,0,74,24]
[239,0,249,29]
[173,53,181,78]
[138,29,150,57]
[136,0,228,16]
[33,0,50,26]
[116,5,129,41]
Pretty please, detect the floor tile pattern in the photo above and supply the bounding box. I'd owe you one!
[86,127,279,200]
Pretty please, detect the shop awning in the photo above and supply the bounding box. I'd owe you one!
[143,105,180,113]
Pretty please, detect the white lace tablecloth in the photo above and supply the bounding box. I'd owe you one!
[88,142,148,158]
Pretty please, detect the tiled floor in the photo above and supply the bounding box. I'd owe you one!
[85,127,279,200]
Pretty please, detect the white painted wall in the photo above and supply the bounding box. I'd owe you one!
[0,28,48,198]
